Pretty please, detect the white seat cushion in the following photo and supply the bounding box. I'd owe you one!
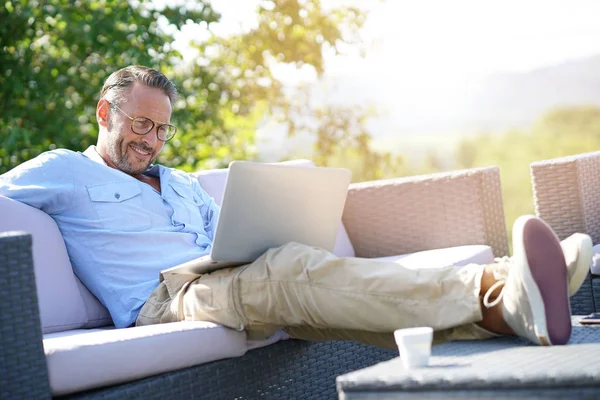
[43,322,249,396]
[373,245,495,269]
[191,159,355,257]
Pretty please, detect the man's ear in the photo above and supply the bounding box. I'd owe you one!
[97,98,110,127]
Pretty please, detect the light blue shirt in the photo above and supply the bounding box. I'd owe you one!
[0,146,220,328]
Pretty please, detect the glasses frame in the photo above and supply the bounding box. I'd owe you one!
[109,103,177,142]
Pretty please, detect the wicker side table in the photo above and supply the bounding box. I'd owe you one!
[337,320,600,399]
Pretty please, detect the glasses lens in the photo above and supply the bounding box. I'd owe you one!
[131,117,153,134]
[158,125,177,141]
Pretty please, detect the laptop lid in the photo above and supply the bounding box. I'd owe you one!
[210,161,352,263]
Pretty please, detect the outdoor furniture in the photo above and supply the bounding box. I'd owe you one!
[1,163,509,399]
[530,151,600,314]
[334,152,600,400]
[336,318,600,399]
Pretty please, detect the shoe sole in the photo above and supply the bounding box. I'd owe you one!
[513,216,571,345]
[566,233,593,296]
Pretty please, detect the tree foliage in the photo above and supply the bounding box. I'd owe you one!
[1,1,216,170]
[1,0,220,172]
[1,0,395,177]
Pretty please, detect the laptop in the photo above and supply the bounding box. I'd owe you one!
[161,161,352,275]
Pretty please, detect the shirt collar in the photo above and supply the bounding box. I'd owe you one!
[82,145,108,166]
[82,145,164,178]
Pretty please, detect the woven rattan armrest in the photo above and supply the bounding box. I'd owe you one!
[342,166,509,258]
[530,151,600,242]
[530,151,600,313]
[0,232,51,399]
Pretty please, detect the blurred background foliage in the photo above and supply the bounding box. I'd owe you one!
[1,0,388,175]
[453,106,600,231]
[2,0,600,234]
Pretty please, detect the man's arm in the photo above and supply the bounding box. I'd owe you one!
[0,150,74,214]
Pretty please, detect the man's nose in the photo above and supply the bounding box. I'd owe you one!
[142,128,160,147]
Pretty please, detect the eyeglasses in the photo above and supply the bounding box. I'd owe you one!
[110,103,177,142]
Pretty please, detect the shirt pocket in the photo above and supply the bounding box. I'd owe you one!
[87,182,152,232]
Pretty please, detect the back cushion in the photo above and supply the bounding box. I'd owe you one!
[191,159,356,257]
[0,195,90,333]
[76,278,113,328]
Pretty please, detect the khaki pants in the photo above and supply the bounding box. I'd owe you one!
[136,242,497,349]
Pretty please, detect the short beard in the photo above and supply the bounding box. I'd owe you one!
[105,115,156,175]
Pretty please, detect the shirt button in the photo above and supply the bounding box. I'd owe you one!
[114,193,120,199]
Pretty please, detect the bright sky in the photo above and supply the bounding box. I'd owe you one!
[173,0,600,87]
[167,0,600,151]
[356,0,600,86]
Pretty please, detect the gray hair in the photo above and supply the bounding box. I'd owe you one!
[100,65,178,107]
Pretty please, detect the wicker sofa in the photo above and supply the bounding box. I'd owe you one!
[530,151,600,315]
[1,164,510,399]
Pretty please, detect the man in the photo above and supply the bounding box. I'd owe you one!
[0,65,593,348]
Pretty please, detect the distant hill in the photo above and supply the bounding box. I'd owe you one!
[257,54,600,161]
[460,53,600,132]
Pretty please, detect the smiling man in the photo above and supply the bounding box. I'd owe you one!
[0,65,592,349]
[0,66,220,328]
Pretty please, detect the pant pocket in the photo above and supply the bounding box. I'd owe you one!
[181,267,244,330]
[136,282,177,325]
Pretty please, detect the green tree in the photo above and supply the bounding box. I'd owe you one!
[282,85,406,181]
[1,0,219,173]
[184,0,384,172]
[2,0,392,177]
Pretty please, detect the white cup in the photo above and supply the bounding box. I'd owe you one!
[394,327,434,369]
